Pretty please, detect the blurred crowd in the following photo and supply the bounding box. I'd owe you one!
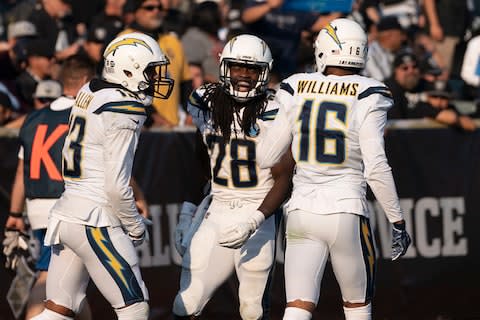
[0,0,479,130]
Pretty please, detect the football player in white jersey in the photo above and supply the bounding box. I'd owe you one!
[172,34,294,320]
[31,32,174,320]
[256,19,412,320]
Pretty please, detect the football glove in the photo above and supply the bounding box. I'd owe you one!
[391,221,411,261]
[128,216,152,247]
[218,210,265,249]
[3,229,32,270]
[128,231,146,247]
[174,201,197,256]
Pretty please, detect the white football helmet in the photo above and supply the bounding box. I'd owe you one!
[219,34,273,102]
[314,18,367,73]
[102,32,174,100]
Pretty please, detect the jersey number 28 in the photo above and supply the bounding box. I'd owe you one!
[206,135,258,188]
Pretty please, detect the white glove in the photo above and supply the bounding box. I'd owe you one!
[218,210,265,249]
[3,230,31,270]
[127,216,152,247]
[174,202,197,256]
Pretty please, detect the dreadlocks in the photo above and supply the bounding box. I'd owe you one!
[203,83,268,144]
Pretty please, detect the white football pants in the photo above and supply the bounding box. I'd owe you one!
[173,199,276,320]
[45,221,148,312]
[284,211,376,306]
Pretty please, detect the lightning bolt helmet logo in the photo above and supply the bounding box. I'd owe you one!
[324,23,342,49]
[104,37,153,57]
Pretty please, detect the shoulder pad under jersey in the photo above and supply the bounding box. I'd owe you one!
[91,86,146,116]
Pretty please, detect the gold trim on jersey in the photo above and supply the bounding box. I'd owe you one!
[94,101,146,115]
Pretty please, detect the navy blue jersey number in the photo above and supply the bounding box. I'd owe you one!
[63,115,86,178]
[206,135,258,188]
[298,101,347,164]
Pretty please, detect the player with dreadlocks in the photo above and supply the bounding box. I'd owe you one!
[172,34,294,320]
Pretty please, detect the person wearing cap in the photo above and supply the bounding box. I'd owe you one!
[4,80,63,129]
[119,0,192,127]
[411,80,477,131]
[16,39,54,109]
[0,20,38,82]
[33,80,62,108]
[363,15,407,82]
[380,49,476,131]
[384,50,423,119]
[15,39,55,108]
[28,0,81,61]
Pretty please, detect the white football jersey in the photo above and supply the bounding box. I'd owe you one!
[258,72,403,222]
[188,85,280,201]
[51,79,146,227]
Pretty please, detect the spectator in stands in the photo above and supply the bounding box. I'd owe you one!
[0,91,14,126]
[363,15,407,82]
[5,79,63,128]
[121,0,192,127]
[89,0,126,47]
[15,40,54,108]
[363,0,421,32]
[81,17,122,75]
[383,49,475,127]
[411,80,477,131]
[2,0,36,24]
[385,50,423,119]
[226,0,248,38]
[181,1,223,83]
[162,3,189,37]
[81,26,107,67]
[28,0,80,61]
[423,0,469,79]
[32,79,62,110]
[241,0,340,79]
[68,0,103,30]
[0,20,37,79]
[413,30,447,81]
[0,20,37,117]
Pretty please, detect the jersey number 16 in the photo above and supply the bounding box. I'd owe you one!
[298,100,347,164]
